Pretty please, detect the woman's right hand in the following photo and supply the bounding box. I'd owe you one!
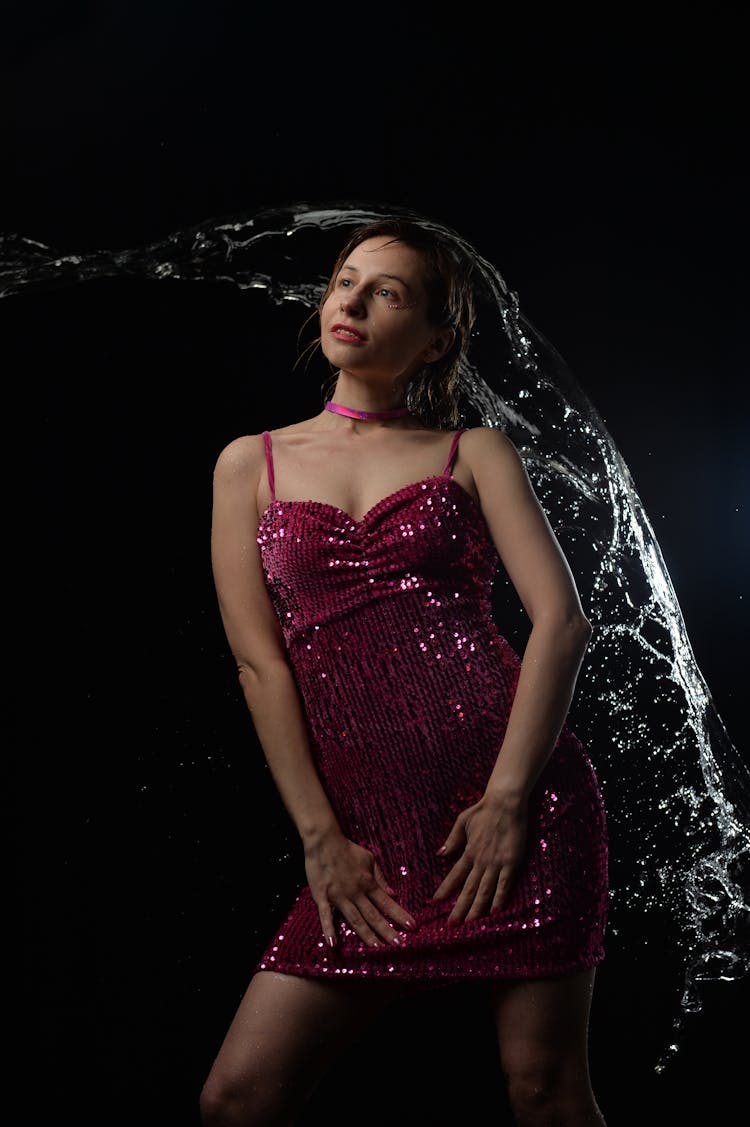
[304,830,417,948]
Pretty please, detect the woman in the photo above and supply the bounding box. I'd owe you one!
[200,217,609,1125]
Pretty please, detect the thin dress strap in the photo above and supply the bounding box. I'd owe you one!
[262,430,276,502]
[442,428,467,477]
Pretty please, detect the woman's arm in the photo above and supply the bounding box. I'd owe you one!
[470,425,593,800]
[211,434,341,843]
[211,434,416,946]
[433,425,593,922]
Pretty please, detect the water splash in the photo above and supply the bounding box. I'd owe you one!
[3,200,747,1067]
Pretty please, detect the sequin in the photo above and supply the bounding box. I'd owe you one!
[255,429,608,981]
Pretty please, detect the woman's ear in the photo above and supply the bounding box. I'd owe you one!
[423,327,455,363]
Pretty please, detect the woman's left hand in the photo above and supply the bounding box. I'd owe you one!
[432,793,528,924]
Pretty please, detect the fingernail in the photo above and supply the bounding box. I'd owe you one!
[325,935,335,948]
[436,845,447,855]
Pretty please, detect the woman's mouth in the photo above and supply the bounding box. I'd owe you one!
[331,323,366,343]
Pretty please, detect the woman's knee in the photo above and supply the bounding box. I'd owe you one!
[491,971,601,1124]
[501,1049,604,1126]
[199,1068,252,1127]
[199,1063,285,1127]
[501,1054,559,1122]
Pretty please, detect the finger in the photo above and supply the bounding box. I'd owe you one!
[447,869,482,924]
[372,861,397,897]
[316,901,337,947]
[436,822,464,856]
[343,901,385,948]
[465,870,502,921]
[433,858,472,902]
[369,886,418,932]
[346,896,411,946]
[360,863,417,932]
[490,868,516,912]
[355,895,415,945]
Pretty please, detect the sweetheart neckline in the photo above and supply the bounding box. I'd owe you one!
[259,474,482,528]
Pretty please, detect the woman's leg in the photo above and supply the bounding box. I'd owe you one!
[200,970,403,1127]
[490,969,607,1127]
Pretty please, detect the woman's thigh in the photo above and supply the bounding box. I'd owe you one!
[202,970,403,1118]
[490,968,597,1074]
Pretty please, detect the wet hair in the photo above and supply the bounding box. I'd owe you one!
[316,217,477,428]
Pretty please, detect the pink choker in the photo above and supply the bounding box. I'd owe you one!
[325,401,410,421]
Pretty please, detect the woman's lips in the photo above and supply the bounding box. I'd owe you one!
[331,323,366,343]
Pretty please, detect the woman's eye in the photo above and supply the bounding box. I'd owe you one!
[377,288,395,299]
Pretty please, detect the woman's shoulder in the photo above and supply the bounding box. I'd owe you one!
[458,424,519,459]
[213,432,268,482]
[213,418,318,478]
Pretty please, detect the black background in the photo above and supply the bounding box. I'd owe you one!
[6,6,748,1125]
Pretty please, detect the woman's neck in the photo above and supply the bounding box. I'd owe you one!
[326,372,409,417]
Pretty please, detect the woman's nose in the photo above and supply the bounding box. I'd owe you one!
[340,288,364,314]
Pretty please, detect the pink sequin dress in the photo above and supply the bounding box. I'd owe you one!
[255,428,608,982]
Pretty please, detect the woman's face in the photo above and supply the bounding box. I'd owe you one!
[319,237,451,382]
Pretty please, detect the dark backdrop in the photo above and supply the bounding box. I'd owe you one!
[6,7,748,1125]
